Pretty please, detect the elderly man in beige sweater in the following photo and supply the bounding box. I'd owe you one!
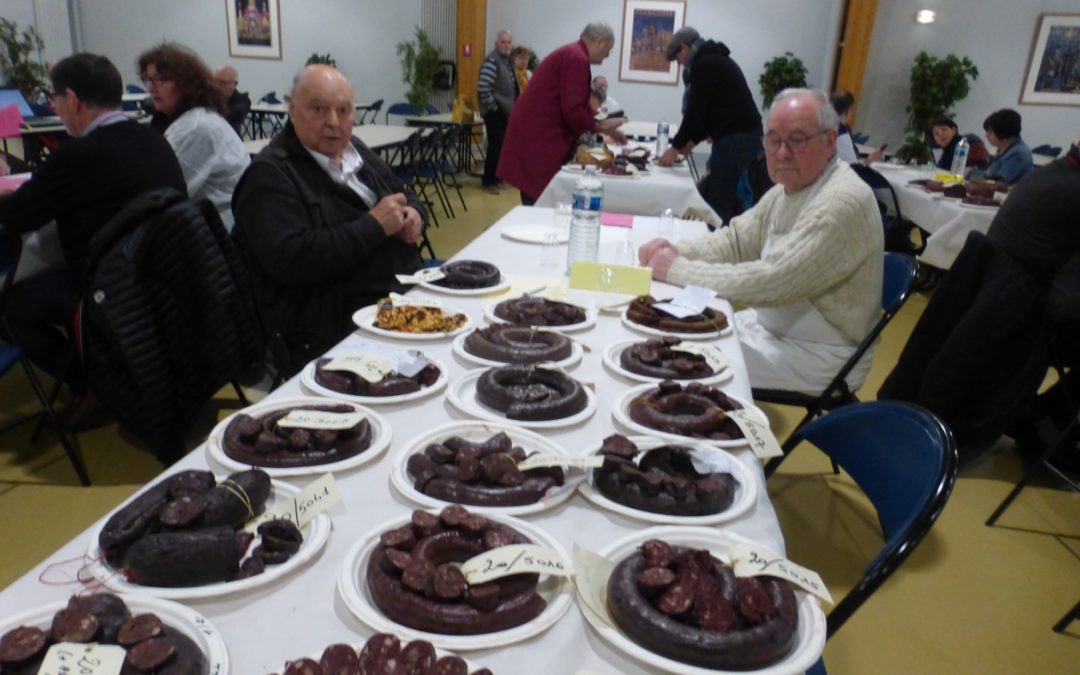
[640,88,883,394]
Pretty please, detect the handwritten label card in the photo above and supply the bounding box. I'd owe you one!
[728,543,833,604]
[726,409,783,459]
[671,342,730,373]
[276,409,365,430]
[330,340,429,378]
[39,643,126,675]
[387,292,444,308]
[323,353,394,383]
[247,472,341,531]
[572,544,616,627]
[516,454,604,471]
[653,285,717,318]
[396,267,447,284]
[460,544,572,585]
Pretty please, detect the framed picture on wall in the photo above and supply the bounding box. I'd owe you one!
[1019,13,1080,106]
[618,0,686,85]
[226,0,282,60]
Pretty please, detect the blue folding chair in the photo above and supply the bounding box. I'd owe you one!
[782,401,958,638]
[386,102,419,125]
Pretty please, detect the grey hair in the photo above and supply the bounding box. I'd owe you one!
[772,88,839,131]
[581,22,615,42]
[496,29,512,41]
[590,84,606,104]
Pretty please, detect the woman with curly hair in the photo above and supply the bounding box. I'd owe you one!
[137,42,249,230]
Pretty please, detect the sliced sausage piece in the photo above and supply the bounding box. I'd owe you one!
[399,639,437,675]
[125,636,176,672]
[284,658,325,675]
[319,643,359,674]
[0,625,47,664]
[50,607,99,643]
[117,613,164,646]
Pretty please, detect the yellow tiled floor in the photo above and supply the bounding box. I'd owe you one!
[1,180,1077,672]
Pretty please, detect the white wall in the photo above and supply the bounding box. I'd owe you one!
[858,0,1080,151]
[71,0,423,108]
[487,0,844,127]
[1,0,70,67]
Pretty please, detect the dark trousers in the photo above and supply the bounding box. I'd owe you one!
[706,132,764,225]
[0,270,85,392]
[482,109,508,187]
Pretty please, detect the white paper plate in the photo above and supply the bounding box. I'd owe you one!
[337,510,573,650]
[485,300,596,333]
[612,383,767,449]
[579,526,826,675]
[420,275,512,296]
[352,304,473,341]
[390,420,582,515]
[450,330,584,370]
[621,306,733,339]
[447,368,597,429]
[299,355,449,405]
[0,595,230,673]
[85,478,331,600]
[601,339,733,385]
[206,396,392,477]
[959,201,1000,211]
[576,435,757,525]
[501,224,570,245]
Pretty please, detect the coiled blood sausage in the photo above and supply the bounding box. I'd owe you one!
[492,297,587,327]
[366,507,547,635]
[463,325,573,364]
[618,336,716,379]
[606,540,799,669]
[222,404,373,468]
[314,357,442,397]
[625,295,728,334]
[475,365,588,421]
[628,381,744,440]
[430,260,502,289]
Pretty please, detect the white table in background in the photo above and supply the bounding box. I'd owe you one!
[244,124,418,156]
[0,207,801,674]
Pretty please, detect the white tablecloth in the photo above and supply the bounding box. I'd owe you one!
[871,162,997,269]
[535,163,721,227]
[0,207,792,674]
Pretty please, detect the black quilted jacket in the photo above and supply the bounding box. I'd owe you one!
[78,188,263,464]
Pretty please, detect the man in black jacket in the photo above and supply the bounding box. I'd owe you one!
[0,53,186,406]
[213,64,252,137]
[232,64,425,373]
[658,27,762,225]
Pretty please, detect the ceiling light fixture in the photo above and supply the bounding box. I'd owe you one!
[916,10,936,24]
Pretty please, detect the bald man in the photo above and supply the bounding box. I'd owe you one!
[231,65,425,374]
[213,64,250,136]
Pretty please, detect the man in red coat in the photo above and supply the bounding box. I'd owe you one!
[498,22,627,204]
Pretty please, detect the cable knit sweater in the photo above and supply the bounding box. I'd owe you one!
[667,160,883,344]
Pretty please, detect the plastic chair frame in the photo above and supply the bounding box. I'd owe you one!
[786,401,958,638]
[756,252,920,477]
[0,230,91,485]
[356,99,383,125]
[386,102,419,125]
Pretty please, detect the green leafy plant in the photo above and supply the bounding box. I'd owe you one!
[0,19,47,99]
[306,52,337,67]
[396,27,441,113]
[759,52,808,108]
[895,51,979,163]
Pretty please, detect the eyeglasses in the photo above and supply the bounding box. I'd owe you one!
[141,75,173,88]
[763,130,828,154]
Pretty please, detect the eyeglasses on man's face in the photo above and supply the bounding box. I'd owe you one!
[763,129,828,154]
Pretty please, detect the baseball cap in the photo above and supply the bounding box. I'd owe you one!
[666,26,700,61]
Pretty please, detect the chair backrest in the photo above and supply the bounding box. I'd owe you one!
[386,102,419,124]
[849,163,903,229]
[259,91,280,104]
[125,83,146,94]
[1031,144,1063,157]
[791,401,957,637]
[426,103,440,115]
[358,98,384,124]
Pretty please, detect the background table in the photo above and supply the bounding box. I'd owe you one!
[0,208,796,673]
[536,161,721,227]
[244,124,418,157]
[871,162,997,269]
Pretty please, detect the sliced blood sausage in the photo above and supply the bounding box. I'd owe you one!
[117,613,164,646]
[432,564,467,600]
[284,658,325,675]
[125,636,176,671]
[0,625,47,664]
[50,607,99,643]
[424,656,469,675]
[398,639,437,675]
[358,633,400,672]
[319,643,359,674]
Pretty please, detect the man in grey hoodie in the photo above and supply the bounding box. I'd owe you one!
[477,30,519,193]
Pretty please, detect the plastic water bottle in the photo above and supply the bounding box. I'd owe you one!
[656,119,670,156]
[567,165,603,273]
[950,137,969,177]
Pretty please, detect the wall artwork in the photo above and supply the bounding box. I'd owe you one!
[1020,13,1080,106]
[618,0,686,85]
[226,0,282,60]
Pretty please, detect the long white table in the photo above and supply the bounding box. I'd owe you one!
[0,207,794,673]
[536,158,722,227]
[871,162,998,269]
[243,124,418,156]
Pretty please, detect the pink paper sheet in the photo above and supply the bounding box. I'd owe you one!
[0,105,24,138]
[600,212,634,228]
[0,175,30,191]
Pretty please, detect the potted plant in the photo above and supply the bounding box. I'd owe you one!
[306,53,337,67]
[396,27,440,114]
[0,18,47,99]
[895,51,979,163]
[759,52,808,108]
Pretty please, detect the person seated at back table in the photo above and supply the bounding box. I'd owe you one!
[231,64,426,376]
[971,108,1033,185]
[0,53,186,426]
[830,90,885,165]
[928,116,990,173]
[639,88,883,395]
[138,43,249,231]
[213,64,252,137]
